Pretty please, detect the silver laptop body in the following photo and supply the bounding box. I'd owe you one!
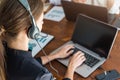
[51,14,118,78]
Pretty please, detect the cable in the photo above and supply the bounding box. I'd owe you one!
[34,35,59,77]
[98,66,107,73]
[98,66,108,76]
[90,66,107,80]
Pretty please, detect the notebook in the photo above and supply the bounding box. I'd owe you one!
[44,6,65,22]
[29,32,54,57]
[61,0,108,23]
[51,14,118,77]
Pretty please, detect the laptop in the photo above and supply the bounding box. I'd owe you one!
[51,14,118,77]
[61,0,108,23]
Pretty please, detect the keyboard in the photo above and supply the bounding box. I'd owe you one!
[73,47,100,67]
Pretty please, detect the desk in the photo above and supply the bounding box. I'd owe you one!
[36,18,120,80]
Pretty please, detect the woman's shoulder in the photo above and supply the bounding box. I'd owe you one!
[6,50,53,80]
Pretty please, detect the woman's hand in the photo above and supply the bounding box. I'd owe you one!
[53,45,74,59]
[64,51,86,79]
[68,51,86,71]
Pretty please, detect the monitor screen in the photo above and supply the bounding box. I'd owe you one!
[71,14,117,58]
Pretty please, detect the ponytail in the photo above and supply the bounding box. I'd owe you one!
[0,1,6,79]
[0,26,6,80]
[0,33,6,80]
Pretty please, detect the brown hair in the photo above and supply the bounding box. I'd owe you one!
[0,0,44,80]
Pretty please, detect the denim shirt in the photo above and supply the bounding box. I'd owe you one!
[4,43,70,80]
[5,43,53,80]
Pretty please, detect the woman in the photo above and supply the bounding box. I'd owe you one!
[0,0,85,80]
[78,0,120,23]
[85,0,120,14]
[48,0,120,15]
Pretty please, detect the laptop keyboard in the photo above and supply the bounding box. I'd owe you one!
[73,47,100,67]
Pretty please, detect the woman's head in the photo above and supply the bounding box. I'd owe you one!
[0,0,44,79]
[0,0,44,39]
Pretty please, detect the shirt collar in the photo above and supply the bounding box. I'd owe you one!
[3,41,32,58]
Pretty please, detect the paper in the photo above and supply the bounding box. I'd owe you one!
[44,6,65,22]
[29,32,54,57]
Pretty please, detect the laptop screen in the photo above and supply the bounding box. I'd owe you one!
[71,14,117,58]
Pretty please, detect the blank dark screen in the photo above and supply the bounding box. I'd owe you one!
[71,14,117,58]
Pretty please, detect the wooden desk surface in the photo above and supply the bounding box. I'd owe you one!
[36,18,120,80]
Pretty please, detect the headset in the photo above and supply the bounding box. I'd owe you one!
[18,0,58,77]
[18,0,40,39]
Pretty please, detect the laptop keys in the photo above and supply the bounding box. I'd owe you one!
[84,53,100,67]
[73,47,100,67]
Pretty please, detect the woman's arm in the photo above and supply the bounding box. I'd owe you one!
[40,45,86,80]
[41,45,74,65]
[64,51,86,80]
[106,0,114,10]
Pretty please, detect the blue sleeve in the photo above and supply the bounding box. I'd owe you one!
[36,72,54,80]
[35,57,43,64]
